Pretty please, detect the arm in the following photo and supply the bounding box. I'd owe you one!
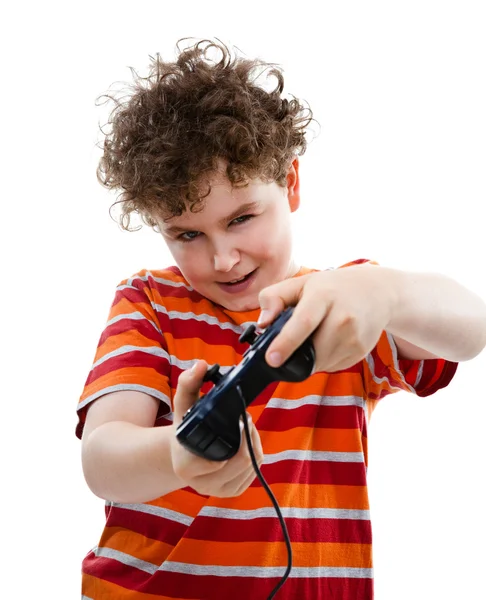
[81,361,264,504]
[257,264,486,372]
[384,268,486,361]
[81,391,185,503]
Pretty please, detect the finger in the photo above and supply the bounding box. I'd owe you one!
[257,274,311,327]
[305,309,346,372]
[184,452,232,484]
[310,308,373,372]
[173,359,208,423]
[238,412,263,456]
[265,294,330,368]
[245,416,264,465]
[221,462,260,497]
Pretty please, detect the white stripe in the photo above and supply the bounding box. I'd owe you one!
[77,384,171,412]
[159,561,373,579]
[106,311,162,334]
[264,449,364,464]
[94,546,158,574]
[110,502,195,526]
[365,334,415,394]
[267,394,365,410]
[152,305,257,334]
[199,506,370,520]
[92,344,170,369]
[415,360,424,387]
[170,356,236,374]
[124,274,189,290]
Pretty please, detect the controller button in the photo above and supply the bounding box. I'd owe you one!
[197,430,216,451]
[239,324,258,345]
[203,364,223,384]
[208,436,234,460]
[186,422,207,446]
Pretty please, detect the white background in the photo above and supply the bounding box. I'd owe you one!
[2,1,485,598]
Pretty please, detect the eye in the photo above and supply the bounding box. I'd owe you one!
[231,214,253,225]
[178,230,200,242]
[176,215,254,243]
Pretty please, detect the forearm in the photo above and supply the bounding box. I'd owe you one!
[82,421,184,503]
[384,268,486,361]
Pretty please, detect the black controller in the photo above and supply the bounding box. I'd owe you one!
[175,307,316,461]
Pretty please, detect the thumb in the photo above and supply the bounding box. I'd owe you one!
[173,359,208,423]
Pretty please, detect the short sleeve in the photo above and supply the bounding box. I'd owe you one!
[363,330,458,402]
[75,279,172,439]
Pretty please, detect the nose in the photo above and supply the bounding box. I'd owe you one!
[212,239,240,272]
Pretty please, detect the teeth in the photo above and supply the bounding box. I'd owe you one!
[230,275,246,283]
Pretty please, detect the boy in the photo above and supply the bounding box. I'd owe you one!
[77,39,486,599]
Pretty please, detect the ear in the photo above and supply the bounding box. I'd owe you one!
[286,157,300,212]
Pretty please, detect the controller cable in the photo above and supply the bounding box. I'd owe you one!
[236,384,292,599]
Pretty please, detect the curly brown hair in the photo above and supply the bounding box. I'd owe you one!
[96,38,315,231]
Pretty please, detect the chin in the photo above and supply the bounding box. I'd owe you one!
[223,297,260,312]
[216,290,261,312]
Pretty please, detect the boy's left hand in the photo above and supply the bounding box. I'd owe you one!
[258,265,395,373]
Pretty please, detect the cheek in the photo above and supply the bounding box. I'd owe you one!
[166,244,207,279]
[247,216,286,257]
[253,217,292,258]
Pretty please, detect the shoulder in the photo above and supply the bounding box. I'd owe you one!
[119,265,186,291]
[115,266,226,323]
[114,266,194,305]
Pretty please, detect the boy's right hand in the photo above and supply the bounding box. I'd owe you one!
[170,360,264,498]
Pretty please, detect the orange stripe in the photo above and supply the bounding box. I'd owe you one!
[148,489,207,518]
[162,333,243,363]
[259,426,364,453]
[100,526,172,565]
[96,330,162,360]
[205,482,370,510]
[109,297,157,320]
[274,372,364,398]
[171,539,372,568]
[151,292,208,317]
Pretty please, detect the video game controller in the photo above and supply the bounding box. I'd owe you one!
[175,306,316,461]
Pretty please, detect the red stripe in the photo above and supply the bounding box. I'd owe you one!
[112,281,193,304]
[186,516,372,544]
[83,553,148,590]
[254,459,367,486]
[85,350,171,386]
[258,404,365,431]
[415,359,458,396]
[106,506,188,547]
[99,317,164,347]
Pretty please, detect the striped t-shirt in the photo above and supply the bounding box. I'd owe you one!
[77,262,457,600]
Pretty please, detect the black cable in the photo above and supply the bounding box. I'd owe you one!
[236,384,292,599]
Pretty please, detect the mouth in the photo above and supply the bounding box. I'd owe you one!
[218,269,256,284]
[217,268,258,292]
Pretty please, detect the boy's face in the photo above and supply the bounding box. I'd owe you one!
[157,160,301,312]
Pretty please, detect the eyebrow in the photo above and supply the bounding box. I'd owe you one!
[164,200,262,235]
